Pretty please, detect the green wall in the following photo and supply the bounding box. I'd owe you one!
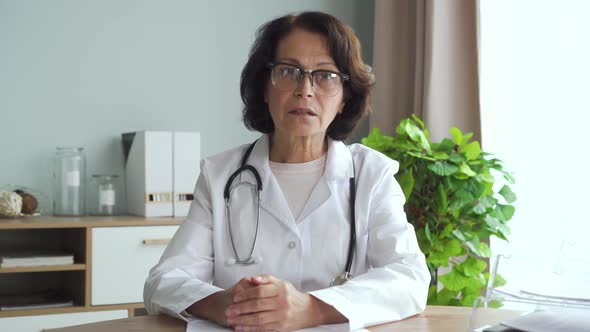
[0,0,374,213]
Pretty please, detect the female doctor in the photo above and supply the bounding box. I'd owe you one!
[144,11,430,331]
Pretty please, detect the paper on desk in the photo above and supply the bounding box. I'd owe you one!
[501,310,590,332]
[186,319,368,332]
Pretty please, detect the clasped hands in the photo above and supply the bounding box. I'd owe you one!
[188,273,346,331]
[222,274,321,331]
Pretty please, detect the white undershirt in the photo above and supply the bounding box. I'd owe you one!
[269,154,326,222]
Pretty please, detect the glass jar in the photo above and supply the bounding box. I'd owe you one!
[89,174,118,216]
[53,147,86,216]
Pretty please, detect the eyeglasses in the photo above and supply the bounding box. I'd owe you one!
[268,62,349,97]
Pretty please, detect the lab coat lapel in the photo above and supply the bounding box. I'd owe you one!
[297,138,354,222]
[247,135,297,230]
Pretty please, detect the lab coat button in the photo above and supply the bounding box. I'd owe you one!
[288,241,296,249]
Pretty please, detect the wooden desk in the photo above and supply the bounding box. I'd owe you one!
[44,305,513,332]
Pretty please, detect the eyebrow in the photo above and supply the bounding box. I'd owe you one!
[279,58,338,69]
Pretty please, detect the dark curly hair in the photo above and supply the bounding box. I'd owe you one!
[240,11,375,140]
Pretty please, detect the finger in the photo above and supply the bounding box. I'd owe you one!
[226,298,277,317]
[226,310,278,328]
[233,284,279,303]
[232,277,256,296]
[250,274,277,286]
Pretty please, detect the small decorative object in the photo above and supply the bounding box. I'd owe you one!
[0,191,22,217]
[0,185,48,216]
[14,189,39,215]
[89,174,118,216]
[53,147,86,216]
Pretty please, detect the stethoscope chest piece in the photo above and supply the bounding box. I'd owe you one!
[330,272,352,287]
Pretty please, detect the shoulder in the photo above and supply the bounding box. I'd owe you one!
[347,143,399,175]
[200,143,250,175]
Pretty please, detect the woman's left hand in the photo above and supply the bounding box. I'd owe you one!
[224,274,322,331]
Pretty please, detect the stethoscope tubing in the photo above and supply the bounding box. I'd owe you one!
[225,139,356,284]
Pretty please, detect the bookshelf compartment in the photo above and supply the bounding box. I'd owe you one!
[0,271,86,312]
[0,228,86,267]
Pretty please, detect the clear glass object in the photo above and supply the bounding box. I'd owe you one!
[469,253,590,331]
[53,147,86,216]
[89,174,118,216]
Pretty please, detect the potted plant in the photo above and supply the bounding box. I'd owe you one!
[362,115,515,306]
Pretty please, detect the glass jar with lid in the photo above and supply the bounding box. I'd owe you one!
[53,147,86,216]
[89,174,118,216]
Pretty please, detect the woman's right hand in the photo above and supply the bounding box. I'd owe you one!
[186,277,254,326]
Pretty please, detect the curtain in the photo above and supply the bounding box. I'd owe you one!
[370,0,481,143]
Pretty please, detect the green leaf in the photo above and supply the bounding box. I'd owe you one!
[503,172,516,184]
[450,127,463,145]
[463,141,481,160]
[463,132,474,144]
[433,151,450,160]
[433,138,455,153]
[438,184,448,214]
[403,120,431,151]
[493,273,507,287]
[427,285,438,304]
[460,294,478,307]
[440,224,454,238]
[452,229,467,242]
[485,272,507,288]
[492,204,516,222]
[499,185,517,204]
[449,153,466,163]
[489,300,503,308]
[473,196,497,215]
[428,161,459,176]
[425,223,432,242]
[477,172,495,183]
[456,257,487,277]
[483,215,511,241]
[449,190,474,211]
[439,269,470,291]
[427,239,464,266]
[436,288,458,306]
[457,162,477,177]
[411,114,425,129]
[465,241,492,258]
[397,169,415,202]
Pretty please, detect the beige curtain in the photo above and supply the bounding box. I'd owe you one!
[371,0,481,143]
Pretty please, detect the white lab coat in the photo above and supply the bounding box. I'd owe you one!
[144,134,430,330]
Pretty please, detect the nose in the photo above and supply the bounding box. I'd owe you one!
[294,72,314,97]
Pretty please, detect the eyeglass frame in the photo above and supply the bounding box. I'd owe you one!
[267,61,349,96]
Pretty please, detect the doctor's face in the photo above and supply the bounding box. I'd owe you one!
[265,29,345,140]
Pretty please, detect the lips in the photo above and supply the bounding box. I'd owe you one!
[288,108,317,116]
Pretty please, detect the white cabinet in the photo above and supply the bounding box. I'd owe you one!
[0,309,127,332]
[91,226,178,305]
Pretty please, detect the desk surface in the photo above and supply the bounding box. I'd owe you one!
[45,305,517,332]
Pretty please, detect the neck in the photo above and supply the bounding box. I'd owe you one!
[269,133,327,163]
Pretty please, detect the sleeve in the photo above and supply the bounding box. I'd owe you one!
[143,160,224,321]
[309,164,431,331]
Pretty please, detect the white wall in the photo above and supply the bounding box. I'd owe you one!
[0,0,374,213]
[480,0,590,260]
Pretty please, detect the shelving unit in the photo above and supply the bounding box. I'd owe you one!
[0,216,182,331]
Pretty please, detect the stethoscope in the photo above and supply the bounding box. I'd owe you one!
[223,140,356,287]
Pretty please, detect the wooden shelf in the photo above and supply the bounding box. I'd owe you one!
[0,264,86,274]
[0,303,144,318]
[0,216,182,328]
[0,216,183,229]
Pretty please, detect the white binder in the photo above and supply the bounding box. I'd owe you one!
[172,132,201,217]
[122,131,173,217]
